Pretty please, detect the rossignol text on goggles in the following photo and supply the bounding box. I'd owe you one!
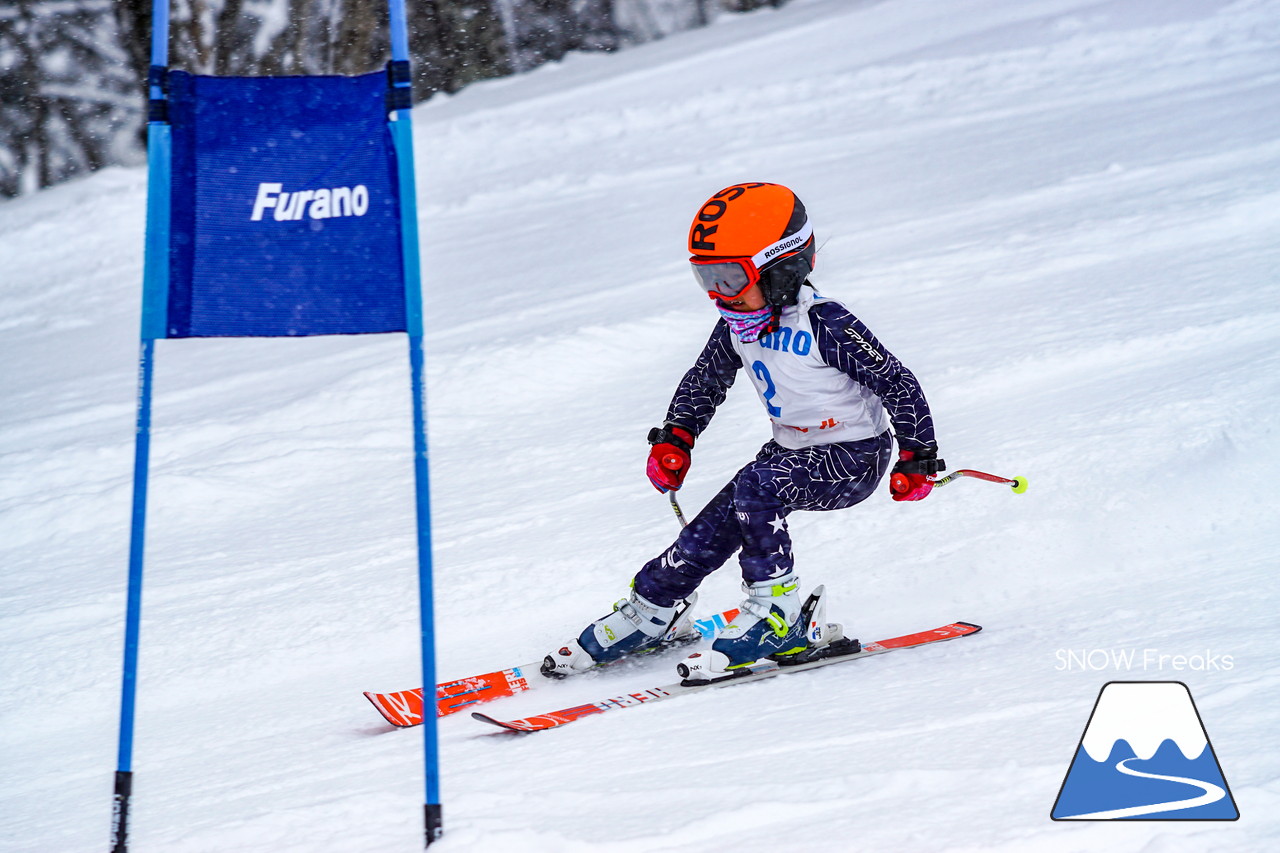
[690,219,814,299]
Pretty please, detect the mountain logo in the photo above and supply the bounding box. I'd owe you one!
[1051,681,1238,820]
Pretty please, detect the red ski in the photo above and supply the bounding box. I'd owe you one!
[472,621,981,733]
[364,608,740,727]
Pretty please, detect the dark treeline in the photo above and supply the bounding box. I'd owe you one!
[0,0,785,199]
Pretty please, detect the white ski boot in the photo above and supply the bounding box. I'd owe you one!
[677,579,844,682]
[542,590,699,677]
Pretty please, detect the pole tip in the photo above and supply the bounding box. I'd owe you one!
[1011,476,1029,494]
[424,803,443,846]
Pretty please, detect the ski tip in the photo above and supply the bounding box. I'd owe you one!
[954,621,983,633]
[364,691,425,728]
[470,712,523,732]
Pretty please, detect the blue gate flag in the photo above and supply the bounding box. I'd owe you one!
[159,70,406,338]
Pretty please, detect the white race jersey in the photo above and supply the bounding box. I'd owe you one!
[729,288,890,449]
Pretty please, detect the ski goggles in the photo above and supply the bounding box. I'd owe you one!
[690,219,813,299]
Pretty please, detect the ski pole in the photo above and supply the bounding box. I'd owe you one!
[676,467,1026,523]
[659,451,690,528]
[891,468,1028,495]
[668,490,688,528]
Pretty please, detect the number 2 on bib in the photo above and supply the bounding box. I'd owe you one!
[751,360,782,417]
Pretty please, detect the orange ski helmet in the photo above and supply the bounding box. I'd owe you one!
[688,182,816,307]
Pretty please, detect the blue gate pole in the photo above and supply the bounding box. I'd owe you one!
[113,3,169,850]
[386,1,442,846]
[112,339,156,853]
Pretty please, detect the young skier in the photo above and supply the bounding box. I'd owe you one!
[545,181,943,680]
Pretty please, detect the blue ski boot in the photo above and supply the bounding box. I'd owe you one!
[542,590,699,677]
[677,575,843,681]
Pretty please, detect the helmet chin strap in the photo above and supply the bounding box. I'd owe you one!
[762,305,783,336]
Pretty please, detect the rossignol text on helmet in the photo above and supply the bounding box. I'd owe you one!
[688,182,816,308]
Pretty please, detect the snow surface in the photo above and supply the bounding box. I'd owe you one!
[3,0,1280,850]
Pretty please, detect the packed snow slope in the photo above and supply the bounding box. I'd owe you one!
[3,0,1279,850]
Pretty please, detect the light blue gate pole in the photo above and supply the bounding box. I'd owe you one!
[111,1,171,850]
[385,3,443,846]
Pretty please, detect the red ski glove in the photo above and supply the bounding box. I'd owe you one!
[889,448,944,502]
[646,424,694,493]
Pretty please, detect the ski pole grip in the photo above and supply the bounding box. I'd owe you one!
[662,453,683,470]
[890,473,911,494]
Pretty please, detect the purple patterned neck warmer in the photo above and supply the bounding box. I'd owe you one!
[718,304,774,343]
